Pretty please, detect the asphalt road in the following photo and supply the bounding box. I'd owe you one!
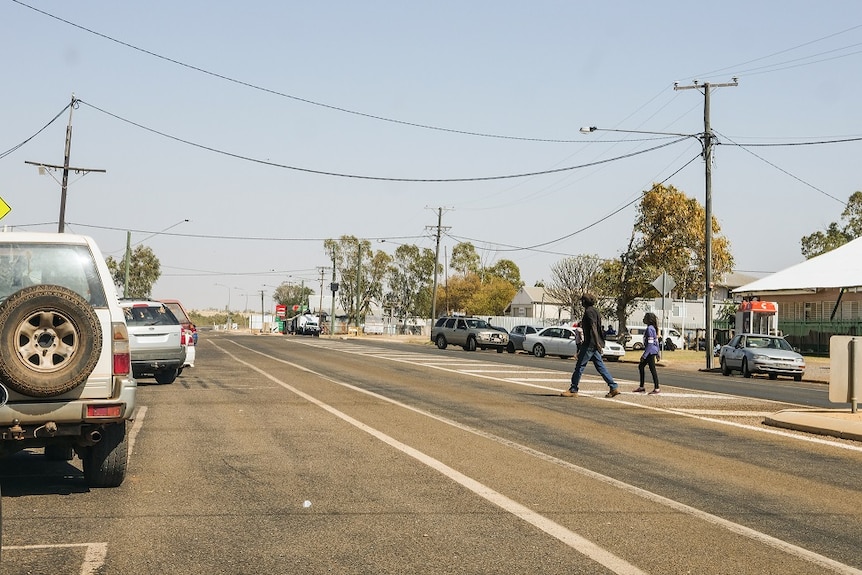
[1,333,860,575]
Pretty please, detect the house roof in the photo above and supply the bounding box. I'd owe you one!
[734,236,862,295]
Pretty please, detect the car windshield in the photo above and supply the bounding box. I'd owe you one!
[0,242,108,307]
[466,319,490,329]
[747,337,793,351]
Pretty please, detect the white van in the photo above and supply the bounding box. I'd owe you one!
[623,326,684,351]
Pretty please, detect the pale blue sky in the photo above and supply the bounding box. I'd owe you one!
[2,1,860,311]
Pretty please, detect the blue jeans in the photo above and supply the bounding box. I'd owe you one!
[570,344,617,392]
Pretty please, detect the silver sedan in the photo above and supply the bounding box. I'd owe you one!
[719,333,805,381]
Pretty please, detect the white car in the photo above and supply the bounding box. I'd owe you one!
[523,326,625,361]
[523,326,581,359]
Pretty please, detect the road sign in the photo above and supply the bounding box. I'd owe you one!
[292,304,300,312]
[0,197,11,220]
[652,272,676,296]
[276,304,286,318]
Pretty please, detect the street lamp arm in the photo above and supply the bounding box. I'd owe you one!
[580,126,698,139]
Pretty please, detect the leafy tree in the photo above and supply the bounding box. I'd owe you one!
[545,255,606,321]
[801,191,862,258]
[604,183,734,331]
[323,236,391,325]
[487,259,523,290]
[385,244,438,330]
[468,276,518,315]
[450,242,481,275]
[272,282,315,312]
[105,245,161,299]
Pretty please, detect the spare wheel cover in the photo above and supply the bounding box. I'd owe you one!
[0,285,103,397]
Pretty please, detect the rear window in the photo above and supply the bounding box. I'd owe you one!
[124,304,179,326]
[0,242,108,307]
[162,301,191,326]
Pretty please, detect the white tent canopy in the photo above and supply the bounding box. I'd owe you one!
[734,236,862,295]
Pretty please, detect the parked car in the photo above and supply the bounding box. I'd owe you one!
[121,300,185,384]
[507,325,540,353]
[523,326,626,360]
[523,326,581,359]
[431,316,508,352]
[623,325,684,351]
[0,232,136,487]
[158,298,197,343]
[719,333,805,381]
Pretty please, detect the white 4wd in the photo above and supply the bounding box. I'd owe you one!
[0,233,135,487]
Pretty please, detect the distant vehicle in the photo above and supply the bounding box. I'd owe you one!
[158,298,197,343]
[719,334,805,381]
[431,316,508,352]
[288,313,320,336]
[507,325,540,353]
[121,300,185,384]
[623,325,684,351]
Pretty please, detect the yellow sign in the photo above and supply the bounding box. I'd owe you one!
[0,196,10,220]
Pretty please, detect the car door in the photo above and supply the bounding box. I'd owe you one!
[723,335,745,369]
[558,328,580,357]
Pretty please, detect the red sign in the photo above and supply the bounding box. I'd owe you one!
[276,304,286,318]
[292,304,300,312]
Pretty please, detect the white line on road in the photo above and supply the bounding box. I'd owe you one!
[2,543,107,575]
[215,341,647,575]
[218,340,862,575]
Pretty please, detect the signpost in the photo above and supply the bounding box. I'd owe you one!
[651,273,676,348]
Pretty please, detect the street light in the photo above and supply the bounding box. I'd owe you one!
[123,219,189,297]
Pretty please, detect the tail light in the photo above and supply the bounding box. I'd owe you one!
[112,321,131,376]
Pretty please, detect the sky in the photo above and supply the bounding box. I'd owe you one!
[2,1,861,312]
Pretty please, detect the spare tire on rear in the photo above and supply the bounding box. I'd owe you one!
[0,285,102,397]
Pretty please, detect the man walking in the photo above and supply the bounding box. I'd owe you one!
[560,292,620,398]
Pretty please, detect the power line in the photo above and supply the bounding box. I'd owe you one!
[77,99,690,182]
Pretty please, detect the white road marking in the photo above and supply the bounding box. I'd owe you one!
[1,543,107,575]
[218,340,862,575]
[216,341,646,575]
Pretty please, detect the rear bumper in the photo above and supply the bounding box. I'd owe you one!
[0,376,136,434]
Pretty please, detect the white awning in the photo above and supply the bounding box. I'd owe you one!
[734,236,862,295]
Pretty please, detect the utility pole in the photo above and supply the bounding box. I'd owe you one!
[674,78,738,369]
[426,207,451,322]
[25,95,105,233]
[355,240,361,330]
[330,248,337,336]
[317,266,329,323]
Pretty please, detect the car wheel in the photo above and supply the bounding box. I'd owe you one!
[507,342,515,353]
[794,374,802,381]
[465,336,477,352]
[80,422,128,488]
[533,344,546,358]
[496,347,504,353]
[435,335,447,350]
[0,285,102,397]
[633,343,644,350]
[154,367,179,385]
[768,373,778,380]
[721,357,731,376]
[742,359,752,378]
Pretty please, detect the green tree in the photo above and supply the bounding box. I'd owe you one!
[487,259,523,290]
[800,191,862,258]
[272,282,314,312]
[604,183,734,331]
[323,236,391,325]
[105,245,161,299]
[450,242,481,275]
[385,244,438,329]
